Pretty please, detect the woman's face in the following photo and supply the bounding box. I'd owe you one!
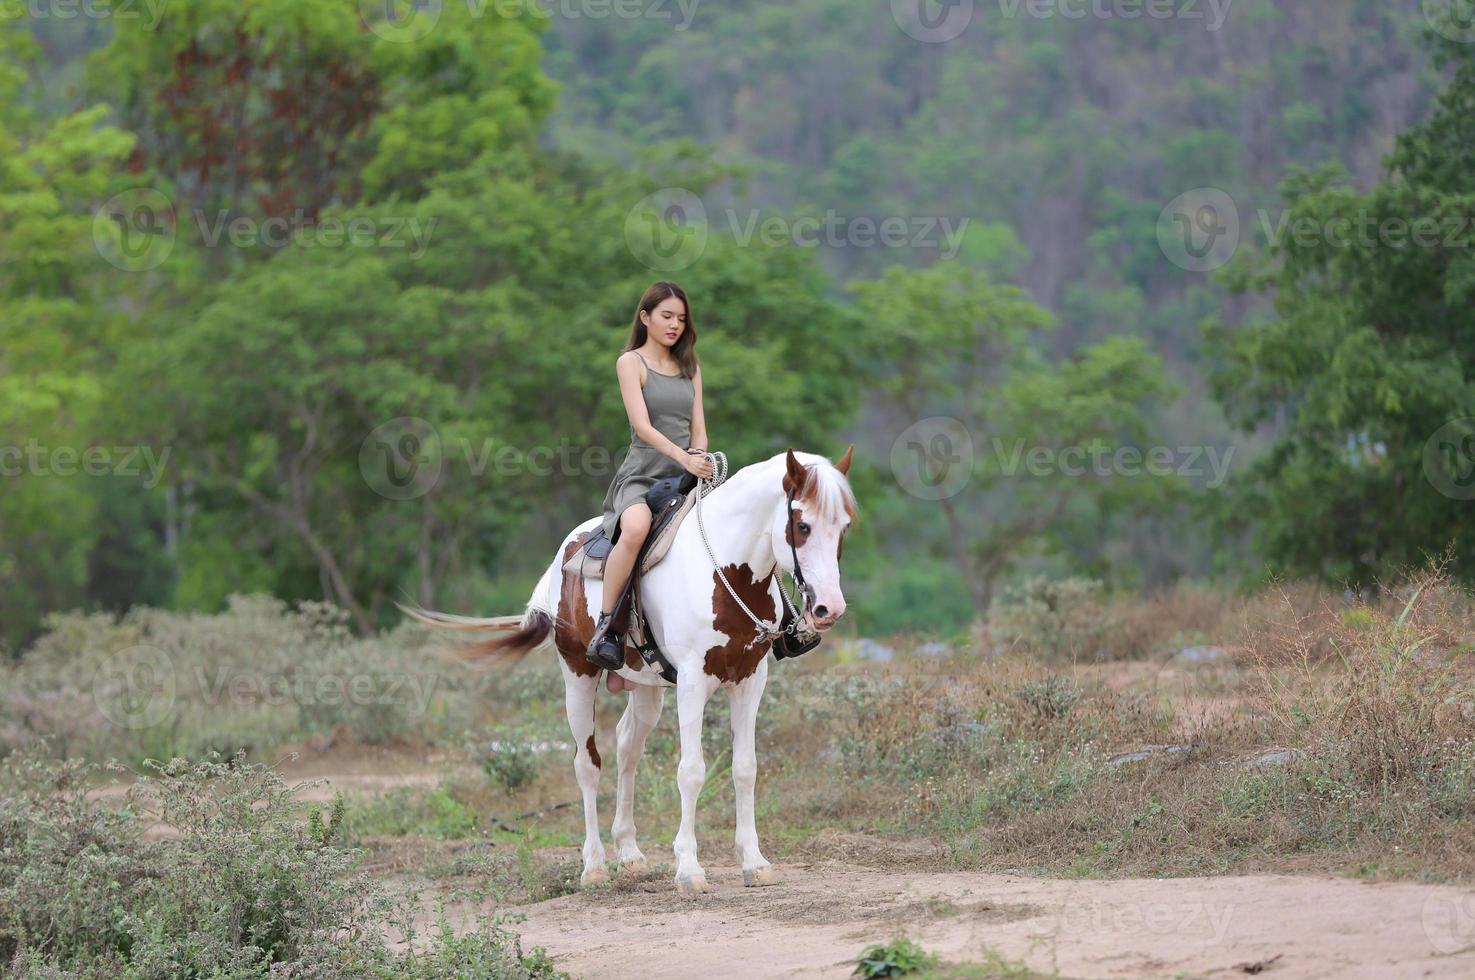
[643,296,688,348]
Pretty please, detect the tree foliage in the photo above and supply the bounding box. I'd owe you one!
[1206,30,1475,589]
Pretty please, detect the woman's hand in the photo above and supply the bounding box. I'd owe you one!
[681,449,714,479]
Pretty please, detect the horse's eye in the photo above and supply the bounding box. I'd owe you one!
[797,522,810,534]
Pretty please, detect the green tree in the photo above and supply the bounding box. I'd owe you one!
[89,0,556,268]
[119,143,866,633]
[853,263,1181,610]
[0,24,143,654]
[1205,28,1475,589]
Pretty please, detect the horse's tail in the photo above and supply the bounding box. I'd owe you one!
[398,557,557,667]
[398,601,554,666]
[397,554,559,666]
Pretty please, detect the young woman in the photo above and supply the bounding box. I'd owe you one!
[586,281,714,669]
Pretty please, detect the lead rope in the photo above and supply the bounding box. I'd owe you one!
[693,450,809,650]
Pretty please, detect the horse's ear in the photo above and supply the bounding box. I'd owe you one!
[835,444,854,476]
[783,448,806,493]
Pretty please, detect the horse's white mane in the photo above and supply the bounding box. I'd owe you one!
[748,450,857,525]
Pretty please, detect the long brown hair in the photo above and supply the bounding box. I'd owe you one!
[623,281,698,378]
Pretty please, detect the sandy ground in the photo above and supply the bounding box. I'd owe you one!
[510,861,1475,979]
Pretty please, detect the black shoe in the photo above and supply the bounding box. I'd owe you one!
[587,611,625,670]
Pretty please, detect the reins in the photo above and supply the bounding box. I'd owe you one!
[692,451,819,652]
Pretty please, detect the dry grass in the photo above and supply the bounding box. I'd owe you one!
[743,565,1475,881]
[4,567,1474,891]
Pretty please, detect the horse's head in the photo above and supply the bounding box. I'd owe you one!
[773,446,856,632]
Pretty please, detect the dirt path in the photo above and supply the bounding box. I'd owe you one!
[510,861,1475,979]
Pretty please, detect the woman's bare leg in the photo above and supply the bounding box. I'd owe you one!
[600,502,652,615]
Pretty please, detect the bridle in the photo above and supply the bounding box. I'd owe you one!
[783,482,818,613]
[693,451,822,652]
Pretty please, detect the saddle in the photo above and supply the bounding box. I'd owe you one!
[562,472,699,580]
[567,472,698,684]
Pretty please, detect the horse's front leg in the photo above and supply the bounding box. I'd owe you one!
[611,683,665,872]
[673,670,718,895]
[561,665,608,886]
[729,657,776,886]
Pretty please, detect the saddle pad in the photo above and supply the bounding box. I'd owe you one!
[562,489,698,580]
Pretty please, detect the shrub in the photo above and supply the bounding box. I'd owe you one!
[987,576,1117,662]
[854,936,937,977]
[0,738,565,979]
[0,595,484,765]
[478,732,544,796]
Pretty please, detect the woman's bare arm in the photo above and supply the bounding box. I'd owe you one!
[688,365,708,452]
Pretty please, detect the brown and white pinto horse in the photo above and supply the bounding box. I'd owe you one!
[403,448,855,894]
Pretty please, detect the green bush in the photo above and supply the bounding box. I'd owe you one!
[478,731,545,796]
[988,576,1118,661]
[0,596,485,766]
[0,737,565,979]
[854,936,938,977]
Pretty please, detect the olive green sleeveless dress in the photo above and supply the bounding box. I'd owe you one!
[599,352,695,542]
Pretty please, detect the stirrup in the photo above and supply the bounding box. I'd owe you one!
[587,611,626,670]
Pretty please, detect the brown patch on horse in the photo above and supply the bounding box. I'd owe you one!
[554,533,602,679]
[585,734,601,769]
[784,503,811,549]
[704,563,777,683]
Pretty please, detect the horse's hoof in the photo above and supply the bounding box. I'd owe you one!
[581,867,610,887]
[676,874,709,896]
[742,865,777,887]
[620,858,649,875]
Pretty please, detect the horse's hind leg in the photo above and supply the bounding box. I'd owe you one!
[561,661,607,886]
[611,684,665,872]
[729,658,776,886]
